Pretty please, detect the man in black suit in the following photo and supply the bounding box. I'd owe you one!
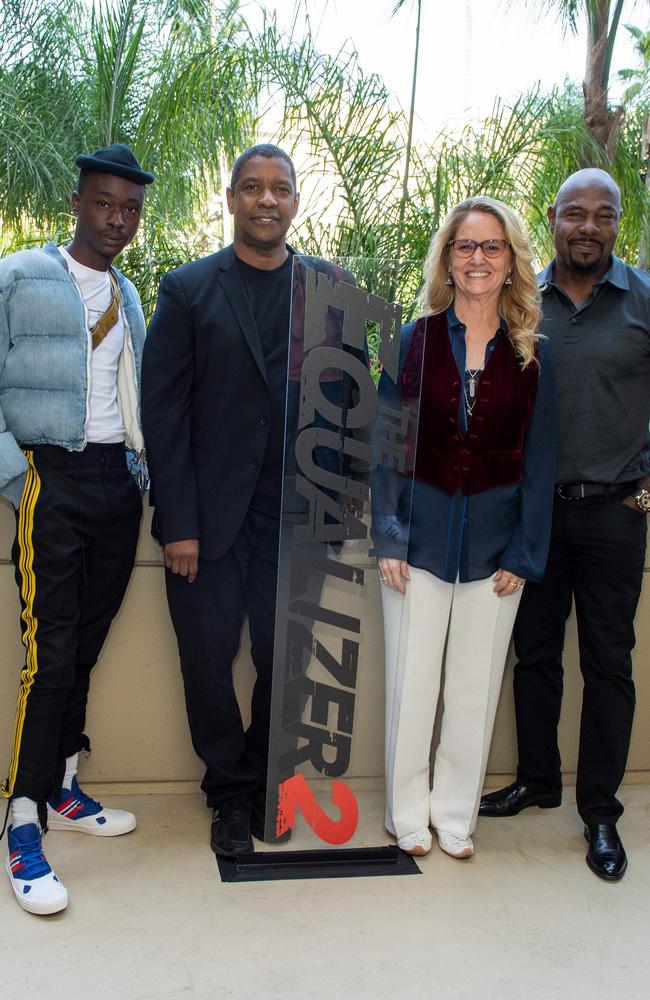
[141,144,304,856]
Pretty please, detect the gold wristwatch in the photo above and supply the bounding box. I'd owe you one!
[633,487,650,513]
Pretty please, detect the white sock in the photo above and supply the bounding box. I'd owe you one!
[11,796,39,829]
[63,753,79,790]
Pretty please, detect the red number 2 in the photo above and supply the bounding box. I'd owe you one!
[276,773,359,844]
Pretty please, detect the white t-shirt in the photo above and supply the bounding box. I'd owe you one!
[60,246,125,443]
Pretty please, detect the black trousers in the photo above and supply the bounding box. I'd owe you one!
[165,508,280,808]
[2,444,142,804]
[512,487,647,825]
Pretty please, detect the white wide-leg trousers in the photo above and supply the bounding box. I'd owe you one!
[382,566,522,840]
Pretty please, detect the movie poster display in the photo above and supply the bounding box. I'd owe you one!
[263,256,424,849]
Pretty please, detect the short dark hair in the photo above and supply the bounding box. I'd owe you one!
[230,144,297,192]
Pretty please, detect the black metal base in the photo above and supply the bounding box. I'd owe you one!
[216,844,421,883]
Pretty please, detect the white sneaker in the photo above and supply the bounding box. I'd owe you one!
[436,829,474,859]
[6,823,68,915]
[47,777,136,837]
[397,828,433,856]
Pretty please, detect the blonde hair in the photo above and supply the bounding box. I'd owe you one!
[419,196,541,368]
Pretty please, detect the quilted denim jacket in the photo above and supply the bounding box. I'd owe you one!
[0,243,146,506]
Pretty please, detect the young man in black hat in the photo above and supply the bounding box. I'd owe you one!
[0,143,153,914]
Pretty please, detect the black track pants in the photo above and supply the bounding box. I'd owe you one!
[2,444,141,804]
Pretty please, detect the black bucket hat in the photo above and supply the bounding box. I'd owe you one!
[75,143,154,184]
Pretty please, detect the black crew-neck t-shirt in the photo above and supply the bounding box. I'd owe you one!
[236,254,293,516]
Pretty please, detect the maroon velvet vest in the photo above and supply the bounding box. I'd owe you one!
[401,313,539,496]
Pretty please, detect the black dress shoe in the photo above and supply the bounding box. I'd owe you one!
[479,781,562,817]
[584,824,627,881]
[250,788,292,844]
[210,795,254,856]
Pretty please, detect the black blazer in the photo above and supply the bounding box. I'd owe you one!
[142,245,356,560]
[142,244,283,559]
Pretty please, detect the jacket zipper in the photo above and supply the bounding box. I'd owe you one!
[67,269,92,449]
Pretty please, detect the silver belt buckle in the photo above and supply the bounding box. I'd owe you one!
[557,483,584,500]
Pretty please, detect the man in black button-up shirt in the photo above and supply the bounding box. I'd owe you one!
[480,168,650,882]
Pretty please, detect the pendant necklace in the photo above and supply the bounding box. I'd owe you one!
[466,367,482,399]
[464,366,483,420]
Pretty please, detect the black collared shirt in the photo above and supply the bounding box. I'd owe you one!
[537,255,650,485]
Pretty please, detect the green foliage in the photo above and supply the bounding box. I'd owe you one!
[0,0,256,232]
[1,0,648,316]
[278,63,648,284]
[618,24,650,105]
[259,24,406,261]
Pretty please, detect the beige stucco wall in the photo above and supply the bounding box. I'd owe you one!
[1,502,648,789]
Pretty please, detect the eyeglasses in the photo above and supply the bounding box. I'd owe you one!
[448,239,510,258]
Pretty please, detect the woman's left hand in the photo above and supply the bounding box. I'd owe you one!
[378,557,410,594]
[493,568,525,597]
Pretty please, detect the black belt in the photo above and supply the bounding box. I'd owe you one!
[556,482,626,500]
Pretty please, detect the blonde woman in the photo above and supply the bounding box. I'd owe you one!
[375,197,556,859]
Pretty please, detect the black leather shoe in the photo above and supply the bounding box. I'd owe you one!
[250,788,292,844]
[479,781,562,817]
[210,795,253,856]
[584,824,627,881]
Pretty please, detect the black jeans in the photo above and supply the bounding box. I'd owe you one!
[165,508,280,808]
[512,487,646,825]
[3,444,142,803]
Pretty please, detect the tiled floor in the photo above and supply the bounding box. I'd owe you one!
[1,784,648,1000]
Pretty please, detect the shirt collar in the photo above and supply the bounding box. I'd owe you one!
[537,255,629,293]
[446,303,507,335]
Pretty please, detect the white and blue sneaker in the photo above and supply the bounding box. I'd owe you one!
[47,777,136,837]
[5,823,68,915]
